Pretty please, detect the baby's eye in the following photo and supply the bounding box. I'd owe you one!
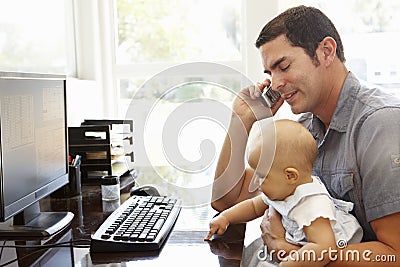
[256,173,266,185]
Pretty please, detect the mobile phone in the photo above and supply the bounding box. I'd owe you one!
[261,84,280,108]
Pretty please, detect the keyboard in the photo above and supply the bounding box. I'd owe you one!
[90,195,181,252]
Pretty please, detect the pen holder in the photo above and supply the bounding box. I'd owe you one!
[52,165,82,198]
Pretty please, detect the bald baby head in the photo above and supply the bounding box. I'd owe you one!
[249,119,317,176]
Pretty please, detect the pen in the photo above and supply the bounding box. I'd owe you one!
[73,155,81,167]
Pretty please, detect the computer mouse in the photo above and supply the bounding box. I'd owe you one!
[130,185,161,197]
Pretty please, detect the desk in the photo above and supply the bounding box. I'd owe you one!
[0,183,249,267]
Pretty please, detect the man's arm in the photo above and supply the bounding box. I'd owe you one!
[211,114,256,212]
[324,108,399,266]
[326,212,400,267]
[260,208,301,257]
[262,211,400,266]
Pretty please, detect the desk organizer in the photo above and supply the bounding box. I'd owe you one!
[68,119,134,186]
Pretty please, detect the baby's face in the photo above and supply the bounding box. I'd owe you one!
[249,149,288,200]
[248,119,315,199]
[257,163,290,201]
[247,139,275,187]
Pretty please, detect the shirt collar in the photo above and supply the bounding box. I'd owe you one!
[311,72,360,133]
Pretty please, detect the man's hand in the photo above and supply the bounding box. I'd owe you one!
[260,208,286,248]
[232,81,284,125]
[260,208,301,262]
[204,214,230,240]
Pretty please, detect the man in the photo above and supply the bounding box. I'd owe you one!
[211,5,400,266]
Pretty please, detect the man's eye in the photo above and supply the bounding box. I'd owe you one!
[280,64,290,71]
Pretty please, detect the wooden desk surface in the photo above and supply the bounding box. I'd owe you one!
[0,184,247,267]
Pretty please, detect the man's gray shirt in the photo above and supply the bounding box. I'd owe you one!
[299,72,400,241]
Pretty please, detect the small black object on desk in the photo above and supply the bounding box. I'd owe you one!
[130,185,161,196]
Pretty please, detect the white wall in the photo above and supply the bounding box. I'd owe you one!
[66,78,103,126]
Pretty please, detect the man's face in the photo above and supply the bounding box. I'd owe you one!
[259,35,326,115]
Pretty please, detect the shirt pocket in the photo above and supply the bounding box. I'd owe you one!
[330,172,354,198]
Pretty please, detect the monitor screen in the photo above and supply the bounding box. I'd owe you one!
[0,72,73,237]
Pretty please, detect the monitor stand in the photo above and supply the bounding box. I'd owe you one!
[0,202,74,237]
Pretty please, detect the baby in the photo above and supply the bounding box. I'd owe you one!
[205,119,362,266]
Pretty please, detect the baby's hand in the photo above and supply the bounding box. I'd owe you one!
[204,214,230,240]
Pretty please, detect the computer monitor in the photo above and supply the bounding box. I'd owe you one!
[0,72,73,237]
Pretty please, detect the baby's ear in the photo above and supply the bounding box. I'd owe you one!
[284,167,299,184]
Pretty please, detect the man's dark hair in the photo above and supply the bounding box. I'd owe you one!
[255,5,345,64]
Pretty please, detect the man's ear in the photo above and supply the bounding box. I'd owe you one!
[284,167,299,184]
[320,36,336,66]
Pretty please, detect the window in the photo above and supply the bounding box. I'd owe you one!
[116,0,241,64]
[115,0,242,106]
[113,3,247,187]
[105,1,400,210]
[0,0,76,75]
[109,0,249,212]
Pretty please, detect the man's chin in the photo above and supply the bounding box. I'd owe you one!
[289,105,303,115]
